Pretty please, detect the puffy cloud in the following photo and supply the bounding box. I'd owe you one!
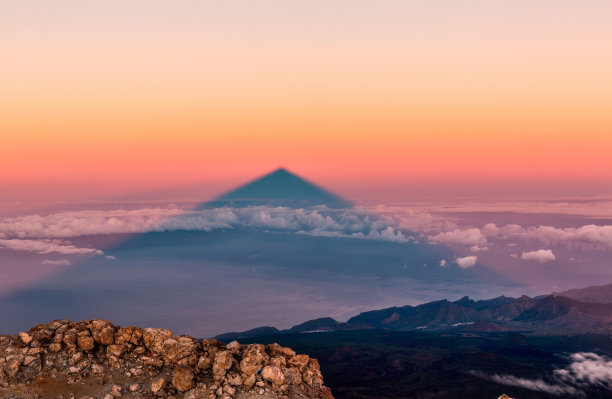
[0,239,103,255]
[472,352,612,396]
[41,259,71,266]
[455,256,477,268]
[105,255,117,261]
[439,259,448,267]
[554,352,612,389]
[521,249,556,262]
[428,228,488,246]
[525,225,612,251]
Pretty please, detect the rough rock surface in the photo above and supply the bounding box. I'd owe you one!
[0,319,334,399]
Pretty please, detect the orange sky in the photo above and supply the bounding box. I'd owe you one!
[1,1,611,199]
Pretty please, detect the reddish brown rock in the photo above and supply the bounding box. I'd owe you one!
[77,335,94,351]
[99,326,115,345]
[262,365,285,386]
[0,319,333,399]
[17,332,32,346]
[212,350,234,381]
[172,365,195,392]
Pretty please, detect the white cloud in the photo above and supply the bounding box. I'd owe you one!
[455,256,477,268]
[484,373,578,395]
[3,205,610,253]
[521,249,556,262]
[428,228,488,246]
[0,239,103,255]
[41,259,71,266]
[0,206,413,245]
[472,352,612,396]
[554,352,612,389]
[485,223,612,251]
[439,259,448,267]
[105,255,117,261]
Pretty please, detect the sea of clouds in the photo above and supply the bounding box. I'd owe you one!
[0,205,611,268]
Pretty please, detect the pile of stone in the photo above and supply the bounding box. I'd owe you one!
[0,319,334,399]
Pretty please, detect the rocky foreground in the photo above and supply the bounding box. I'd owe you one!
[0,319,334,399]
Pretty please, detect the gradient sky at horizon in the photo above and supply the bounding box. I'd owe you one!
[2,1,612,202]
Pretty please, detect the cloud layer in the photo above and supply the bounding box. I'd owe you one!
[2,205,611,262]
[0,207,414,256]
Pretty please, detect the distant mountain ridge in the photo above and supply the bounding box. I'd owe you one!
[215,284,612,340]
[201,168,348,208]
[557,282,612,304]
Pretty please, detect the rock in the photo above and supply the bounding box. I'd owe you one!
[227,372,242,386]
[77,335,95,351]
[226,340,240,351]
[142,356,164,368]
[151,377,167,394]
[269,355,286,368]
[18,332,33,346]
[89,319,108,332]
[266,343,295,358]
[143,328,173,354]
[223,383,236,396]
[212,350,234,380]
[48,343,62,353]
[160,338,179,363]
[99,326,115,345]
[107,344,126,357]
[196,355,212,371]
[288,354,310,371]
[5,358,20,377]
[262,365,285,386]
[0,319,333,399]
[46,320,63,331]
[110,384,122,397]
[91,364,105,374]
[33,329,54,343]
[23,356,39,367]
[283,368,302,385]
[63,333,77,348]
[242,373,256,390]
[240,344,269,378]
[172,365,195,392]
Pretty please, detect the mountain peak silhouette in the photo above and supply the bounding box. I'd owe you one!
[201,168,347,208]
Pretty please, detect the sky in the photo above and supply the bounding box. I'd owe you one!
[1,1,612,203]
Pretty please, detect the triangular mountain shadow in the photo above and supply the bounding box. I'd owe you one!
[0,167,526,336]
[199,168,350,209]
